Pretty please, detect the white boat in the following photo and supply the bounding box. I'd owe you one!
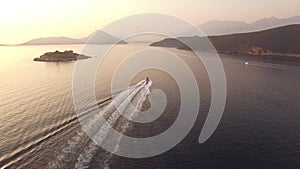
[245,61,249,65]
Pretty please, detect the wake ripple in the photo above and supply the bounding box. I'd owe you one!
[49,80,151,169]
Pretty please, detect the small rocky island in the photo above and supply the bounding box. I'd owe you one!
[34,50,91,62]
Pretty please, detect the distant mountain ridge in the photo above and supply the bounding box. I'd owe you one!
[6,15,300,45]
[22,36,83,45]
[150,24,300,56]
[21,30,127,45]
[188,16,300,36]
[80,30,127,44]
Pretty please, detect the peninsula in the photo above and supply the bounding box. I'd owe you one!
[33,50,91,62]
[150,24,300,57]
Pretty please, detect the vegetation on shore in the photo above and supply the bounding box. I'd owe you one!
[33,50,91,62]
[150,24,300,57]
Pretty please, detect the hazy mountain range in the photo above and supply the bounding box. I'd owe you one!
[192,15,300,36]
[2,15,299,46]
[150,24,300,56]
[21,30,127,45]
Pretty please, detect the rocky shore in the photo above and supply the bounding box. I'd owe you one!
[33,50,91,62]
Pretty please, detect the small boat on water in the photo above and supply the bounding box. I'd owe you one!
[245,61,249,65]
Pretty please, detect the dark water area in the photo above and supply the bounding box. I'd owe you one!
[107,49,300,169]
[0,45,299,168]
[220,53,300,66]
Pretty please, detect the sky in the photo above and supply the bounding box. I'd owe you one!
[0,0,299,44]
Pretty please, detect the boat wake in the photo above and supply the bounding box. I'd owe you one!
[49,80,152,169]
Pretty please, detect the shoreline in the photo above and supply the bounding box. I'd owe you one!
[216,50,300,58]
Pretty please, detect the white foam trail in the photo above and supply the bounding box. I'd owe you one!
[49,81,144,169]
[75,81,151,169]
[102,82,151,168]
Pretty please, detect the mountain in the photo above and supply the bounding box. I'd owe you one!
[150,24,300,56]
[22,36,83,45]
[81,30,127,44]
[197,20,248,36]
[11,16,300,45]
[192,16,300,36]
[249,16,300,32]
[21,30,127,45]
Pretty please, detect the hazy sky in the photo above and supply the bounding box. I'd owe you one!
[0,0,299,44]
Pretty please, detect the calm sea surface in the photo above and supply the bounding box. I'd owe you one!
[0,45,299,169]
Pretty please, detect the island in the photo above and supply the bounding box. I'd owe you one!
[33,50,91,62]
